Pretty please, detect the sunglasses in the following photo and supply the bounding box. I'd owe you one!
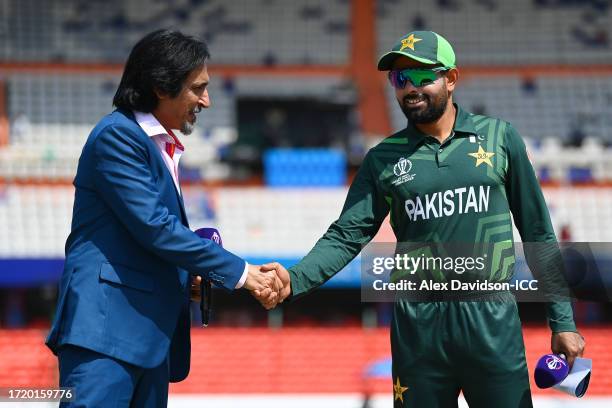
[388,67,448,89]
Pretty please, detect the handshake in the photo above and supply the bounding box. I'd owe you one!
[191,263,291,310]
[191,228,291,310]
[244,262,291,309]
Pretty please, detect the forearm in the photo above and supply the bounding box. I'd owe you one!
[288,150,389,300]
[505,123,577,332]
[289,223,364,299]
[547,301,577,333]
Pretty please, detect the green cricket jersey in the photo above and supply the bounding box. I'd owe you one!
[288,103,576,333]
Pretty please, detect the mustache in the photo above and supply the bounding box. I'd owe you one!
[191,106,203,114]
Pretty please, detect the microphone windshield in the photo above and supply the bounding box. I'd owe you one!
[534,354,569,389]
[194,228,223,247]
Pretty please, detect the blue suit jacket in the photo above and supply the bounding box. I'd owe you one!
[46,109,245,382]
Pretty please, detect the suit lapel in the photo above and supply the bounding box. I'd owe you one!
[175,185,189,227]
[155,155,189,227]
[119,109,190,227]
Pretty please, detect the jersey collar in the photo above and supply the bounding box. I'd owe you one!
[404,103,478,149]
[453,104,479,136]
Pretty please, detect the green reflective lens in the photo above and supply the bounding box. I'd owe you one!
[403,69,438,87]
[389,68,447,89]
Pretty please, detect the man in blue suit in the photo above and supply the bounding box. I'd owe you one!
[46,29,285,407]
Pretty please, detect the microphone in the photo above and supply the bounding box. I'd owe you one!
[534,353,570,389]
[195,227,223,247]
[194,228,223,327]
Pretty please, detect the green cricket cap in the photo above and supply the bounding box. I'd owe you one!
[377,30,456,71]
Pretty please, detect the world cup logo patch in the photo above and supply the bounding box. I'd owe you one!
[392,157,415,186]
[393,158,412,177]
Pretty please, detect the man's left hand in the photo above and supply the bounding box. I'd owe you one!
[551,331,585,368]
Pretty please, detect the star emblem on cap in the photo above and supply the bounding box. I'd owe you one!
[468,145,495,167]
[393,377,409,403]
[400,33,422,51]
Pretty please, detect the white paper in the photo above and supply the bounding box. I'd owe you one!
[552,357,592,398]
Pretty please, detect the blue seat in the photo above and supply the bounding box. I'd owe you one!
[263,148,346,187]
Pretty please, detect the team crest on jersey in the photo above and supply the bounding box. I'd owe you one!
[468,145,495,168]
[469,134,486,143]
[392,157,415,186]
[393,377,409,403]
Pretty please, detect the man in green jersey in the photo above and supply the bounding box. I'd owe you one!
[259,31,585,407]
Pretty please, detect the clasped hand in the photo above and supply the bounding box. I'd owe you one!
[244,263,291,309]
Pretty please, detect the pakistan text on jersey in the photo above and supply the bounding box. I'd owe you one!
[405,185,490,221]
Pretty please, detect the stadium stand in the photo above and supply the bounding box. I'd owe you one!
[1,73,356,182]
[377,0,612,65]
[1,327,611,395]
[0,0,350,65]
[3,0,611,65]
[4,73,232,140]
[3,71,612,183]
[1,185,611,261]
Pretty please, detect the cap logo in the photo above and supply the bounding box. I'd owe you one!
[400,34,422,51]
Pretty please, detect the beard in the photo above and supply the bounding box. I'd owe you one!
[180,106,202,135]
[400,89,449,124]
[181,120,195,135]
